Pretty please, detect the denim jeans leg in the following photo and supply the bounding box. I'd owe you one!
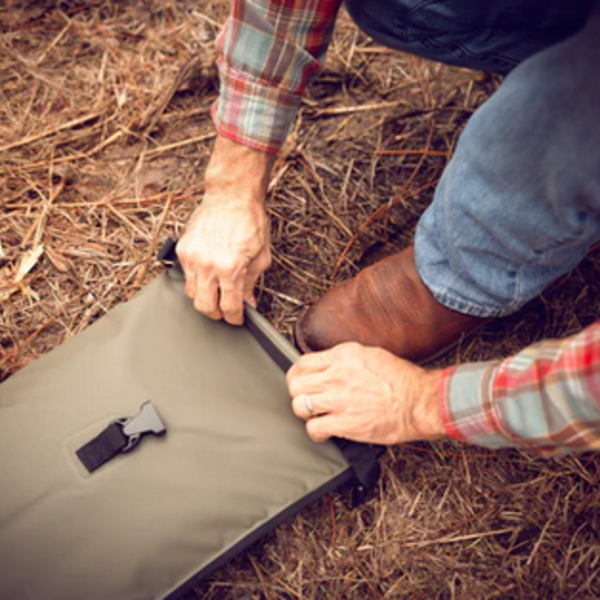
[346,0,600,317]
[415,5,600,317]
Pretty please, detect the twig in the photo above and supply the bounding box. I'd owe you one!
[526,493,561,567]
[0,112,101,153]
[136,53,216,135]
[305,100,404,117]
[144,133,216,157]
[248,556,274,600]
[398,527,516,549]
[258,285,303,306]
[352,47,395,55]
[295,168,353,239]
[374,149,451,157]
[34,19,72,67]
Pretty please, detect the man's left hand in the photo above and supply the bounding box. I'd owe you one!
[287,342,446,445]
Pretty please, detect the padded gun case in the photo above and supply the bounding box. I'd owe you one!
[0,241,382,599]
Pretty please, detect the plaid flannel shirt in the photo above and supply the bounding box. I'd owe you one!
[214,0,600,455]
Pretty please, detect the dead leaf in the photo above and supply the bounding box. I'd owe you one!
[14,245,44,284]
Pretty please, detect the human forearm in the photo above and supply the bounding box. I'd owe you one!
[406,367,446,443]
[176,136,275,324]
[203,135,275,205]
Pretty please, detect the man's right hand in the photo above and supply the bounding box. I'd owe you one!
[176,135,275,325]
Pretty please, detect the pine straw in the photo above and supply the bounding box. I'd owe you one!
[1,2,600,599]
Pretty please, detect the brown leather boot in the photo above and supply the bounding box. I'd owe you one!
[295,246,490,363]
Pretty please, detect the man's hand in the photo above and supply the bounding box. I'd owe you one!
[287,342,446,445]
[176,135,275,325]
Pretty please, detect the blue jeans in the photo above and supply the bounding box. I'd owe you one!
[346,0,600,317]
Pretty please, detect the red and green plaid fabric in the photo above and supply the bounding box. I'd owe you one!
[441,321,600,455]
[212,0,342,153]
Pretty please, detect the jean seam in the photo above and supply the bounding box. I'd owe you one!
[530,222,592,258]
[428,285,522,319]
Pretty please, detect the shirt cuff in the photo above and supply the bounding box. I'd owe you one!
[440,362,518,449]
[212,59,303,154]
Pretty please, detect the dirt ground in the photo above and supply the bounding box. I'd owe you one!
[1,1,600,598]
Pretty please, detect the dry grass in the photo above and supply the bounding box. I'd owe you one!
[1,1,600,599]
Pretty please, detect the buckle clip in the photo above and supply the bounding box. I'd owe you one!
[117,401,167,452]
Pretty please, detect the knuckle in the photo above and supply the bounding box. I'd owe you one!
[192,256,212,272]
[193,298,206,312]
[334,341,360,359]
[305,421,318,441]
[204,312,222,321]
[215,254,241,272]
[175,240,188,258]
[218,263,236,277]
[220,294,242,313]
[296,354,310,367]
[287,379,301,398]
[258,251,272,271]
[183,258,209,278]
[194,297,215,315]
[306,420,327,443]
[341,341,361,354]
[218,266,240,282]
[291,397,303,418]
[184,283,195,298]
[218,297,235,311]
[223,310,243,326]
[285,371,294,387]
[175,235,187,252]
[286,367,300,390]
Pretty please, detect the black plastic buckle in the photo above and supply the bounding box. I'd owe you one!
[76,401,166,473]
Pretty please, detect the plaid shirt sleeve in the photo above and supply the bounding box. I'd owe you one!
[440,321,600,456]
[212,0,343,153]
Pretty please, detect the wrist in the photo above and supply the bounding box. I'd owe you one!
[408,369,446,441]
[204,135,275,204]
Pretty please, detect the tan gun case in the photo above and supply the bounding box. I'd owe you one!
[0,243,381,599]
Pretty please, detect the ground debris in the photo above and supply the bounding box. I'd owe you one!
[1,2,599,599]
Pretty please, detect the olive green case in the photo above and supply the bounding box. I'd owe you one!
[0,256,380,599]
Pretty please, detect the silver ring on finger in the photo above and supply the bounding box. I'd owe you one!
[305,394,316,417]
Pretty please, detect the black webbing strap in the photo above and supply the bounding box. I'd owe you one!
[157,237,181,270]
[334,438,385,505]
[244,309,294,373]
[76,423,129,473]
